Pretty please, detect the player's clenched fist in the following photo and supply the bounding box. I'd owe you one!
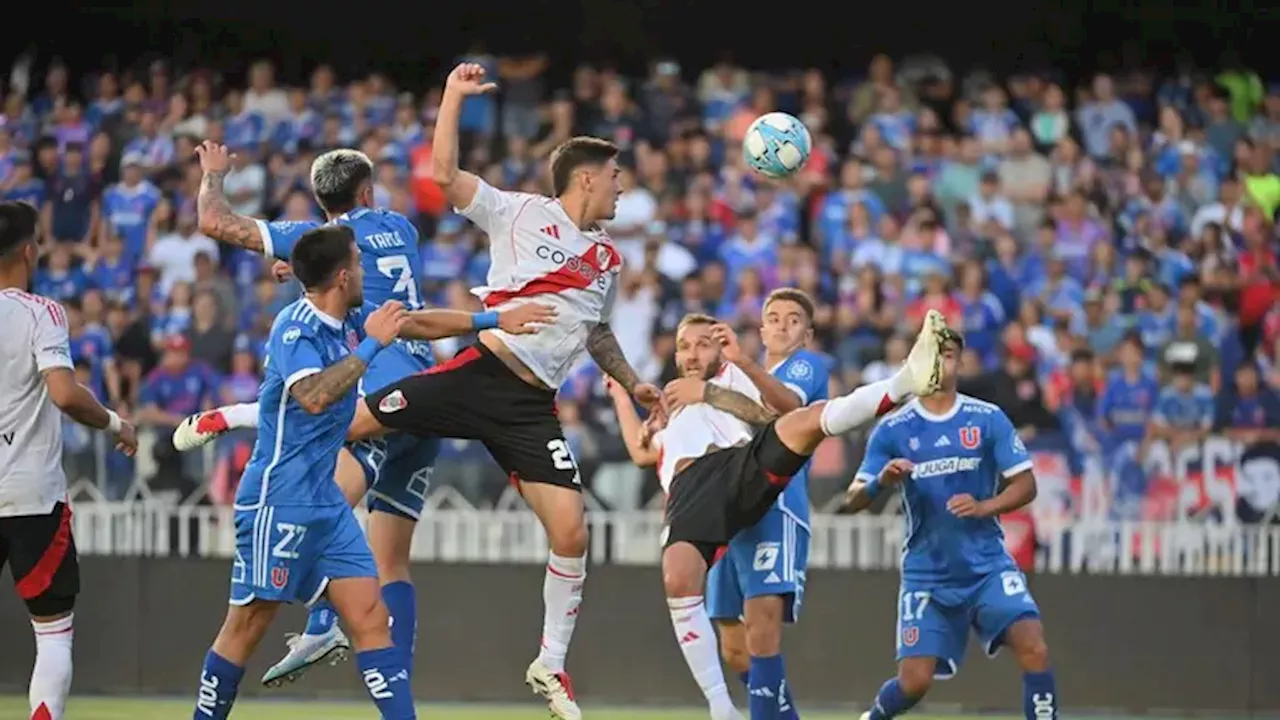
[709,323,743,364]
[194,140,233,174]
[878,458,914,486]
[499,303,557,335]
[113,418,138,457]
[365,300,408,346]
[445,63,498,97]
[946,493,992,518]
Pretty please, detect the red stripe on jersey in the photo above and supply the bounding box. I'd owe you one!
[15,504,73,601]
[481,246,604,307]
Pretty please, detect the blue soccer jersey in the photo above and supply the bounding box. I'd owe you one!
[856,394,1040,676]
[770,349,829,529]
[855,394,1033,585]
[255,208,441,519]
[231,298,378,605]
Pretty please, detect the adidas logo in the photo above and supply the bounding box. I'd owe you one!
[539,225,560,239]
[764,572,781,584]
[935,435,951,447]
[679,631,700,645]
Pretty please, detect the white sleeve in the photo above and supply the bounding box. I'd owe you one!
[728,364,764,403]
[32,301,73,373]
[456,177,520,235]
[599,279,619,323]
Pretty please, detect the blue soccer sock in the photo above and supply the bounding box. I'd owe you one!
[748,654,794,720]
[739,670,751,688]
[868,678,921,720]
[193,650,243,720]
[304,598,338,636]
[357,646,416,719]
[1023,670,1058,720]
[381,581,418,675]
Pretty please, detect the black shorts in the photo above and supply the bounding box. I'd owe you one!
[663,422,810,565]
[365,343,581,490]
[0,502,79,615]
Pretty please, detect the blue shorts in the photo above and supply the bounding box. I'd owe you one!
[706,508,809,623]
[353,348,441,521]
[896,568,1041,678]
[230,504,376,606]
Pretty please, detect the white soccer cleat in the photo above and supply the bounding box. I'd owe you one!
[903,309,948,397]
[525,659,582,720]
[172,410,231,452]
[261,626,351,688]
[859,712,872,720]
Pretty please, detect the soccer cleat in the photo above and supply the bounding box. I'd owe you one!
[859,712,872,720]
[261,626,351,688]
[903,309,948,397]
[525,659,582,720]
[172,410,231,452]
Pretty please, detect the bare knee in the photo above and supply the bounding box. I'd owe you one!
[743,597,784,657]
[526,485,588,557]
[213,603,276,664]
[547,519,588,558]
[717,622,750,674]
[662,544,707,598]
[1006,619,1051,672]
[897,657,936,698]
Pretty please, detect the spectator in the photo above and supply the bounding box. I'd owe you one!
[1149,358,1215,451]
[147,201,218,295]
[136,334,220,493]
[41,142,97,251]
[1158,304,1220,388]
[188,291,236,374]
[1216,361,1280,443]
[1076,74,1138,159]
[1099,333,1161,451]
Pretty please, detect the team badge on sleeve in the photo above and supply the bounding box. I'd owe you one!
[786,360,813,381]
[282,327,301,345]
[1012,434,1027,454]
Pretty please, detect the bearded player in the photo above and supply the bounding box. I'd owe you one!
[606,310,950,720]
[180,63,661,719]
[843,330,1059,720]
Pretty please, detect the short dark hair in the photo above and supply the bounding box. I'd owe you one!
[290,225,357,290]
[676,312,717,334]
[549,136,619,196]
[0,201,39,259]
[309,149,374,214]
[763,288,816,326]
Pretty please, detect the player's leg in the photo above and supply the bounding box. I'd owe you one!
[196,600,280,719]
[665,541,742,720]
[172,402,259,451]
[3,504,79,720]
[261,446,370,686]
[737,511,808,720]
[318,508,415,719]
[861,584,966,720]
[707,551,750,684]
[972,570,1058,720]
[772,310,948,458]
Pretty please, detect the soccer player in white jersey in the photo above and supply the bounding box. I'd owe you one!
[0,201,138,720]
[607,310,950,720]
[182,63,663,719]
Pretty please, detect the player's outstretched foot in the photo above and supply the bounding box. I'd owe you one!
[260,626,351,688]
[172,410,230,452]
[525,659,582,720]
[858,712,871,720]
[904,309,948,397]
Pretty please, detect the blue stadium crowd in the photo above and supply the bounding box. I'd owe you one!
[2,54,1278,516]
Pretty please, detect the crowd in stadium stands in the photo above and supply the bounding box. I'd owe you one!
[2,53,1279,520]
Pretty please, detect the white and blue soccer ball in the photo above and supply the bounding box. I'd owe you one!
[742,112,811,179]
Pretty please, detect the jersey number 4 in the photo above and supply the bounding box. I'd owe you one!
[376,255,420,306]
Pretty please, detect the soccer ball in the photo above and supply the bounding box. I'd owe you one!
[742,112,812,179]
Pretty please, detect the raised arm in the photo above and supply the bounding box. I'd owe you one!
[289,355,368,415]
[606,380,660,467]
[433,63,498,211]
[400,303,557,341]
[709,323,803,413]
[194,141,266,253]
[289,301,405,415]
[702,384,779,426]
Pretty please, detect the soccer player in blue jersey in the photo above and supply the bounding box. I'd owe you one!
[704,289,829,720]
[843,329,1059,720]
[179,140,553,687]
[191,224,548,720]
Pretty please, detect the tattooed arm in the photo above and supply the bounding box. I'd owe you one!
[196,170,266,253]
[703,384,779,426]
[289,356,367,415]
[586,323,641,392]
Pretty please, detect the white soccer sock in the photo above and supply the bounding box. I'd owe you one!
[220,403,259,429]
[29,614,73,720]
[819,376,910,437]
[535,552,585,673]
[667,596,739,720]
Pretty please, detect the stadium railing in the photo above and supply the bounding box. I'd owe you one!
[67,502,1280,576]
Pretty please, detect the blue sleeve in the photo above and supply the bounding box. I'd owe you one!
[256,220,322,261]
[854,422,896,483]
[780,352,827,405]
[273,322,327,389]
[991,410,1034,478]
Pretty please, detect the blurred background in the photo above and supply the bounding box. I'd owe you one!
[2,0,1278,568]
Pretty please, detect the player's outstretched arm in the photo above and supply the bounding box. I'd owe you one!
[43,368,137,455]
[702,384,778,426]
[843,458,913,514]
[292,301,406,414]
[710,323,802,413]
[400,303,557,340]
[606,378,660,467]
[433,63,497,211]
[194,141,265,253]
